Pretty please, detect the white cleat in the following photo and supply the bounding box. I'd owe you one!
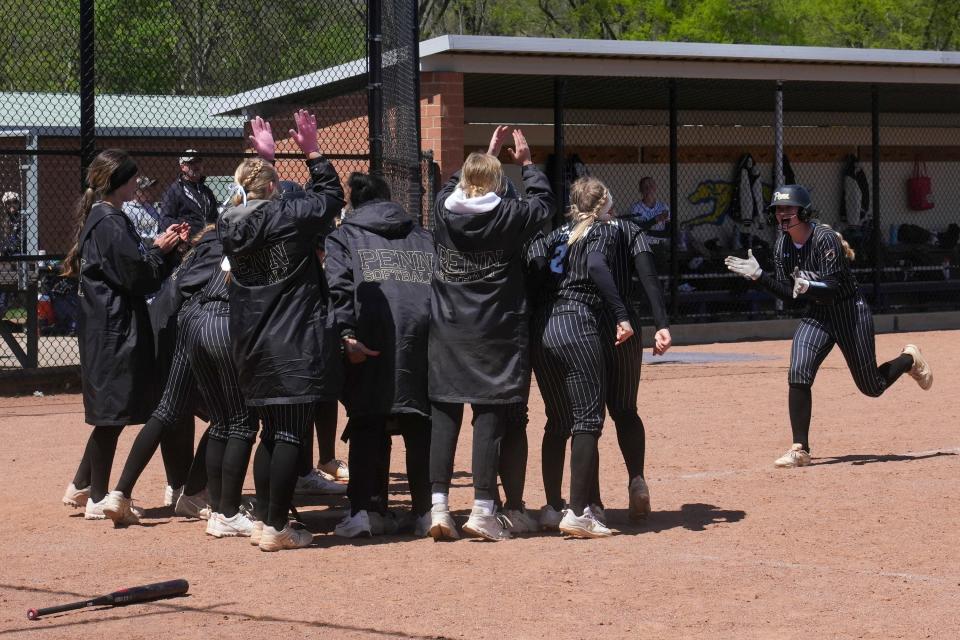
[774,443,812,468]
[414,511,432,537]
[428,503,460,541]
[164,484,183,508]
[102,491,142,526]
[84,496,107,520]
[249,520,264,546]
[207,511,256,538]
[62,483,90,509]
[559,506,612,539]
[318,459,349,481]
[335,510,373,538]
[462,508,512,541]
[903,344,933,390]
[295,470,347,496]
[259,522,313,552]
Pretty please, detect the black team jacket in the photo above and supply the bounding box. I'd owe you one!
[428,165,554,404]
[77,203,176,426]
[325,200,435,418]
[218,157,344,405]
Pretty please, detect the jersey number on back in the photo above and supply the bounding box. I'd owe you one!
[549,244,568,274]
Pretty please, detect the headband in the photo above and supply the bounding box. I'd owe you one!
[107,158,138,194]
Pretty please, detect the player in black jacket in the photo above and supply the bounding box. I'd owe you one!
[725,185,933,468]
[325,173,435,538]
[220,111,344,551]
[428,128,554,541]
[532,176,634,539]
[60,149,188,519]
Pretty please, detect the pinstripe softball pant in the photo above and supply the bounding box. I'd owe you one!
[789,297,889,397]
[186,303,254,443]
[152,309,201,427]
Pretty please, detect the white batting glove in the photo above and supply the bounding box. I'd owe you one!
[724,249,762,281]
[791,267,810,298]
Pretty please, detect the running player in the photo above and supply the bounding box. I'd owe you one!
[428,127,554,541]
[724,184,933,467]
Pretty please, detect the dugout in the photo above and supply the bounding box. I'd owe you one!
[214,35,960,323]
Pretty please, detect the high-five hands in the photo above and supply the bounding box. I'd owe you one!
[248,116,276,162]
[487,125,510,157]
[154,222,190,253]
[289,109,320,157]
[506,129,533,166]
[724,249,762,280]
[791,267,810,298]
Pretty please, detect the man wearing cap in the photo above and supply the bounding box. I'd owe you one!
[122,176,161,245]
[159,150,217,236]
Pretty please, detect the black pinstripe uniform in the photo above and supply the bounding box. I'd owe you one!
[762,225,886,395]
[757,223,916,453]
[184,270,254,444]
[600,218,669,482]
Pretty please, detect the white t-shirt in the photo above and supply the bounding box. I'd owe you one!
[629,199,670,245]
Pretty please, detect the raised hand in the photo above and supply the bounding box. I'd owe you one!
[724,249,762,280]
[289,109,320,157]
[487,125,511,157]
[506,128,533,166]
[248,116,276,162]
[615,320,634,346]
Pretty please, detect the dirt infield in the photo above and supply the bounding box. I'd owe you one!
[1,330,958,639]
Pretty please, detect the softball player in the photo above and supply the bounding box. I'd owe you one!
[725,185,933,467]
[533,176,634,539]
[598,213,671,521]
[60,149,188,519]
[221,111,344,551]
[428,127,554,542]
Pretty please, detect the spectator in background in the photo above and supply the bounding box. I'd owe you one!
[628,177,671,246]
[159,150,217,236]
[1,191,23,256]
[123,176,161,245]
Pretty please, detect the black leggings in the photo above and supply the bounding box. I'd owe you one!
[72,425,124,503]
[252,403,313,530]
[315,400,338,464]
[347,413,431,517]
[499,402,529,511]
[430,402,506,502]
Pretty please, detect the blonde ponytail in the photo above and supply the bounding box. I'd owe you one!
[567,176,610,246]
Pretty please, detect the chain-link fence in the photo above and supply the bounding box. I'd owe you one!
[536,77,960,326]
[1,0,421,372]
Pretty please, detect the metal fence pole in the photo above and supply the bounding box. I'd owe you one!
[871,84,882,308]
[79,0,96,183]
[552,77,567,226]
[367,0,383,176]
[411,0,423,220]
[774,81,784,187]
[669,79,679,319]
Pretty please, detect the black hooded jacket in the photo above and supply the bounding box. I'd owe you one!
[428,164,554,404]
[218,156,344,405]
[159,176,218,237]
[325,200,434,418]
[78,202,177,426]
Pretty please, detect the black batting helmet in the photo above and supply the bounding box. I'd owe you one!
[768,184,814,223]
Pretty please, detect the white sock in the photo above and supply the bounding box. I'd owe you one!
[432,492,448,507]
[473,499,495,515]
